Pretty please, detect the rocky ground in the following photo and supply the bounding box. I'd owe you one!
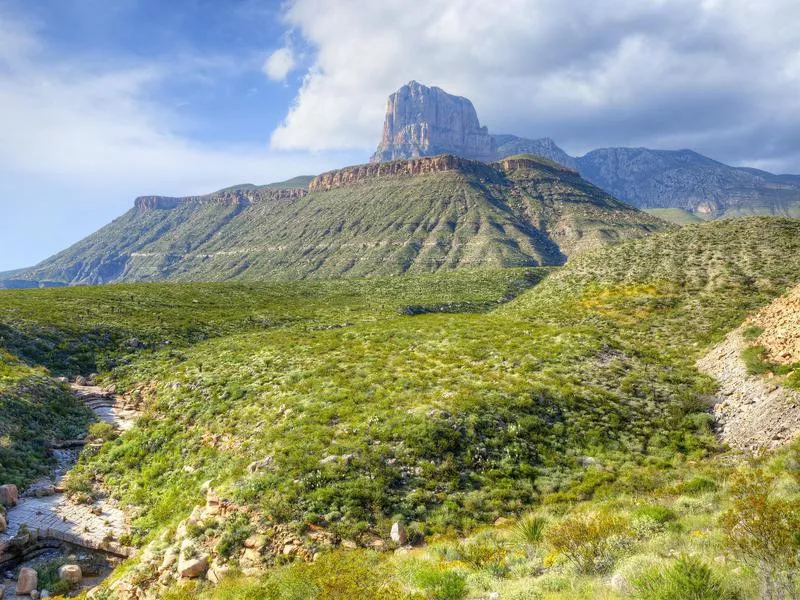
[0,383,139,597]
[698,327,800,452]
[751,283,800,365]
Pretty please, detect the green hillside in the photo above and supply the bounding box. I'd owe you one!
[644,207,707,225]
[15,156,665,285]
[2,217,799,598]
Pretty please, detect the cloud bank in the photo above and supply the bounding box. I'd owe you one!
[270,0,800,173]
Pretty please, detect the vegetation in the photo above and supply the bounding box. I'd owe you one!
[1,217,800,598]
[16,158,664,284]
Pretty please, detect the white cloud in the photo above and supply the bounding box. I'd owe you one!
[270,0,800,172]
[263,46,296,81]
[0,15,337,199]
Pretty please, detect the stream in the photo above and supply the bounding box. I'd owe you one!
[0,384,139,597]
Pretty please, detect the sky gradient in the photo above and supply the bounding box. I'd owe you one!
[1,0,799,271]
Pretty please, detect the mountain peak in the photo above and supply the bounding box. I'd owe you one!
[371,81,495,163]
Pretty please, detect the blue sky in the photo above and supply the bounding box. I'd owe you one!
[2,0,799,271]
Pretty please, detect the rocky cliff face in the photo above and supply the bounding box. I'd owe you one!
[310,155,497,192]
[134,187,307,210]
[371,81,495,163]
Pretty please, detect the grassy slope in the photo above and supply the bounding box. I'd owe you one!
[644,208,707,225]
[0,350,90,486]
[20,162,665,284]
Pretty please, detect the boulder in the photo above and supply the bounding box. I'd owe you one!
[390,522,407,545]
[206,560,232,584]
[34,486,56,498]
[58,564,82,584]
[74,375,87,386]
[0,484,19,507]
[16,567,38,595]
[178,555,209,578]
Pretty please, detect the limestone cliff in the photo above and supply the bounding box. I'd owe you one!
[135,187,307,210]
[371,81,495,163]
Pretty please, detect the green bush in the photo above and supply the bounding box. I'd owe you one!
[632,555,741,600]
[215,512,253,558]
[410,563,468,600]
[545,511,629,574]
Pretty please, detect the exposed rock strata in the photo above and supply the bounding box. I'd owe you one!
[751,284,800,365]
[309,154,497,192]
[134,188,307,210]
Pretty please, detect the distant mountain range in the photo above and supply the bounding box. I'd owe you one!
[4,155,664,286]
[373,81,800,220]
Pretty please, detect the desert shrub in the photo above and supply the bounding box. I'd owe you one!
[259,550,406,600]
[514,513,547,548]
[64,469,97,503]
[633,504,676,524]
[215,512,253,558]
[720,469,800,599]
[36,557,71,595]
[632,555,741,600]
[88,421,118,442]
[545,510,629,574]
[680,476,717,495]
[409,562,468,600]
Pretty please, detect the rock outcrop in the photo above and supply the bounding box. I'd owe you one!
[135,187,307,211]
[751,284,800,365]
[371,81,495,163]
[309,154,497,192]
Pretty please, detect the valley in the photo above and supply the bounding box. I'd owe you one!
[1,218,799,598]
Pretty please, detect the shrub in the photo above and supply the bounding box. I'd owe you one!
[720,469,800,600]
[632,504,676,524]
[88,421,118,442]
[632,555,741,600]
[410,563,468,600]
[545,511,629,574]
[514,514,547,548]
[680,476,717,495]
[215,512,253,558]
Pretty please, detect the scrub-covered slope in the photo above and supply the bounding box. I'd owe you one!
[16,155,665,285]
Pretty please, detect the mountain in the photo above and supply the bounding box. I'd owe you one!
[575,147,800,218]
[12,154,665,285]
[371,82,800,219]
[371,81,495,163]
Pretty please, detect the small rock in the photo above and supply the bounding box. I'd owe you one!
[320,455,339,465]
[16,567,37,595]
[159,546,178,572]
[34,486,56,498]
[390,522,407,544]
[282,544,296,556]
[0,485,19,507]
[74,375,87,386]
[243,534,267,550]
[247,456,274,473]
[487,593,500,600]
[58,564,82,584]
[30,590,39,600]
[341,539,357,549]
[0,514,6,533]
[610,572,631,593]
[206,560,231,585]
[493,517,511,527]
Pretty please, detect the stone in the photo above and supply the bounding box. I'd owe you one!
[487,593,500,600]
[239,548,262,569]
[58,564,82,584]
[371,81,495,163]
[206,560,232,585]
[30,591,39,600]
[75,375,87,386]
[246,455,273,473]
[390,522,407,545]
[178,555,209,578]
[243,534,267,550]
[16,567,37,595]
[0,513,6,533]
[34,486,56,498]
[340,539,357,549]
[282,543,297,556]
[40,592,51,599]
[159,546,178,572]
[0,484,19,507]
[610,572,631,594]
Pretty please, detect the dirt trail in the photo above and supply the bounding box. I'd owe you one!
[697,328,800,453]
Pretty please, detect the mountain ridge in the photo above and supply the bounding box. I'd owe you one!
[8,153,666,285]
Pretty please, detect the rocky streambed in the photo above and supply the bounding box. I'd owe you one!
[0,383,139,597]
